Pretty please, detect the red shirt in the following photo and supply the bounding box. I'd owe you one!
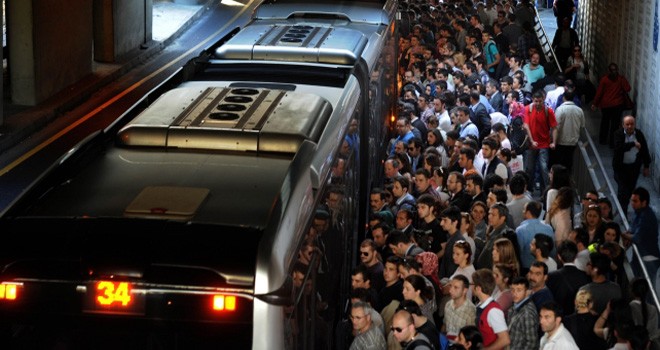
[593,74,631,109]
[524,104,557,149]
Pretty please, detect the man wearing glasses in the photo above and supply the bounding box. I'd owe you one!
[390,309,433,349]
[349,301,387,350]
[360,239,386,293]
[407,137,425,173]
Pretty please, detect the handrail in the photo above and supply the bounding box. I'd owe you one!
[532,6,563,74]
[630,243,660,310]
[581,129,630,231]
[578,127,660,313]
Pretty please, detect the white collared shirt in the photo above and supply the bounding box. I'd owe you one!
[622,130,639,164]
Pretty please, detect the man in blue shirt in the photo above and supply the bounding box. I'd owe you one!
[622,187,659,292]
[389,115,416,157]
[516,201,555,275]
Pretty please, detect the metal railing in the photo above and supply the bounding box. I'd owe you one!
[532,6,563,75]
[574,128,660,311]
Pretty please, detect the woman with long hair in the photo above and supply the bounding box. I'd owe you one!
[594,222,625,284]
[491,263,515,319]
[594,298,635,348]
[583,204,604,245]
[545,186,574,247]
[492,238,520,275]
[460,212,482,264]
[427,129,449,167]
[432,166,451,206]
[423,152,443,177]
[596,197,614,223]
[403,274,437,323]
[445,240,475,301]
[629,277,660,347]
[470,201,488,241]
[393,152,413,180]
[544,164,572,211]
[564,44,592,101]
[456,325,483,350]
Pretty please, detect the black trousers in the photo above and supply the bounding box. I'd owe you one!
[614,162,642,212]
[599,104,624,146]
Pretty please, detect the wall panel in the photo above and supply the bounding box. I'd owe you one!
[580,0,660,191]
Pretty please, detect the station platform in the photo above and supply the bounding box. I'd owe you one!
[1,0,209,153]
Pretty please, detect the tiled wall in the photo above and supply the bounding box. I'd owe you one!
[578,0,660,192]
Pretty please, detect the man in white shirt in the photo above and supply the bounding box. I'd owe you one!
[480,137,509,183]
[456,106,479,140]
[434,93,454,136]
[553,89,585,171]
[544,74,566,109]
[539,301,579,349]
[472,268,511,349]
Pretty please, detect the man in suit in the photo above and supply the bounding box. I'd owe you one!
[468,91,492,143]
[486,79,503,113]
[546,241,590,315]
[612,115,651,212]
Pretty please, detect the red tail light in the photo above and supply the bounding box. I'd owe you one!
[212,295,237,311]
[0,282,20,301]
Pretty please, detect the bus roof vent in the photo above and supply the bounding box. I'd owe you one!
[117,87,332,154]
[215,24,367,65]
[253,0,393,25]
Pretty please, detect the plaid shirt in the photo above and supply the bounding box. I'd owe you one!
[444,298,476,338]
[507,297,539,350]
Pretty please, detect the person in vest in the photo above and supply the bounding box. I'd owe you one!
[480,136,508,183]
[472,268,511,349]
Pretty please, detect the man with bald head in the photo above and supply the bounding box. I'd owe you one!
[612,115,651,212]
[390,309,433,349]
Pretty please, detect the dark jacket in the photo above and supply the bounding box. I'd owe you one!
[552,27,579,50]
[449,189,473,212]
[489,91,504,113]
[612,127,651,168]
[546,264,590,315]
[469,102,492,142]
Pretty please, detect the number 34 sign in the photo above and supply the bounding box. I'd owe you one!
[84,281,145,315]
[97,281,132,306]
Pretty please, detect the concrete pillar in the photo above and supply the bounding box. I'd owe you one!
[93,0,152,63]
[8,0,93,106]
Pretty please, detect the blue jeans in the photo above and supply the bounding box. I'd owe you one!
[524,148,549,190]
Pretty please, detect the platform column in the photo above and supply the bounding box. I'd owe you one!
[93,0,152,63]
[8,0,92,106]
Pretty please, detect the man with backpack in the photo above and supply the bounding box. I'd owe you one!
[523,91,557,192]
[482,30,501,79]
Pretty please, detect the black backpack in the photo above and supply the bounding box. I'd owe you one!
[507,114,529,155]
[407,337,435,350]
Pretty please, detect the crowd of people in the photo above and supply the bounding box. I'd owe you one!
[320,0,659,349]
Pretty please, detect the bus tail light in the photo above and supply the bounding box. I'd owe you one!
[213,295,236,311]
[0,282,21,301]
